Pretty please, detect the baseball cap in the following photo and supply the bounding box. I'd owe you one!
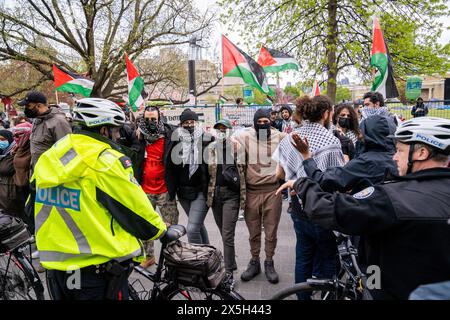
[213,119,232,129]
[18,91,47,106]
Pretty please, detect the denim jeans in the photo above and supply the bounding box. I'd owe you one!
[291,213,337,300]
[179,192,210,244]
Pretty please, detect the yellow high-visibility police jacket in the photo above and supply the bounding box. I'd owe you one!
[32,133,167,271]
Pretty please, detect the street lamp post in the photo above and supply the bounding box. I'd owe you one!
[188,37,201,106]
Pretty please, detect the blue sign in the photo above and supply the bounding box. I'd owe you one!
[36,186,81,211]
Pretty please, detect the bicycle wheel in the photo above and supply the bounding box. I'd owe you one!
[0,251,45,300]
[269,282,337,300]
[161,284,243,301]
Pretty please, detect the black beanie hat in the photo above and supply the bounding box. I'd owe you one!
[279,105,293,116]
[0,129,13,144]
[253,108,271,127]
[180,108,198,124]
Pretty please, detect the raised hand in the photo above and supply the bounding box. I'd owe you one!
[291,133,311,160]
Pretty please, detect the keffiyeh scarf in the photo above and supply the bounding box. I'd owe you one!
[361,106,391,120]
[178,127,203,179]
[273,121,345,180]
[137,117,166,144]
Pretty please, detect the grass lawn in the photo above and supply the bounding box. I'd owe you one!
[389,108,450,120]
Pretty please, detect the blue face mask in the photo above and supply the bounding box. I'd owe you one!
[0,140,9,150]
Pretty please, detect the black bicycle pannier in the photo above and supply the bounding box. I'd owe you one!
[163,240,226,289]
[0,212,31,252]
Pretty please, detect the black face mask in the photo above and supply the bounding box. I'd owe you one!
[183,126,195,134]
[24,106,39,118]
[255,123,271,140]
[338,117,351,129]
[146,119,158,133]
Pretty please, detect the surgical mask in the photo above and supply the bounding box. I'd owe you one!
[0,140,9,150]
[338,117,351,129]
[24,106,39,118]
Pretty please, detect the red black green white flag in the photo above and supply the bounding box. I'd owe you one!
[370,17,399,99]
[52,64,93,97]
[125,53,146,112]
[257,47,300,73]
[222,35,273,96]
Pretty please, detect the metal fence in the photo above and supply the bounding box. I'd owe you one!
[386,100,450,120]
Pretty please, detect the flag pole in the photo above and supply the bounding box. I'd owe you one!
[55,90,59,105]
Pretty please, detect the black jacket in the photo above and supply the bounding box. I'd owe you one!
[168,130,214,200]
[136,123,178,200]
[294,168,450,300]
[304,115,398,193]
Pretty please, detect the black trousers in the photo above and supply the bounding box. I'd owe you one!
[47,266,130,300]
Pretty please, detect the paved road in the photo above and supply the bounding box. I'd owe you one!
[37,200,295,300]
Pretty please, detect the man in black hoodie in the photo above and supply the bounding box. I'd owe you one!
[293,114,398,193]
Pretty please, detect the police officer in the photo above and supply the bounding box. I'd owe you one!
[31,98,167,300]
[277,117,450,299]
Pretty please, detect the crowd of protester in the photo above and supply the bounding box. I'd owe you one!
[0,89,449,300]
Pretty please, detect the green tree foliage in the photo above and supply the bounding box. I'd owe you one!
[323,86,352,103]
[219,0,450,103]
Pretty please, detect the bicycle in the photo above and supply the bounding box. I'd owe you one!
[0,214,45,300]
[128,225,244,301]
[269,233,370,300]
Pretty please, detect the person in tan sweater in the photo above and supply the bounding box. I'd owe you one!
[233,108,286,284]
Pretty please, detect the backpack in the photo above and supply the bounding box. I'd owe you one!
[0,212,30,252]
[163,240,226,289]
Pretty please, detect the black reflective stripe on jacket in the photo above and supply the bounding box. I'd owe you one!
[96,188,163,240]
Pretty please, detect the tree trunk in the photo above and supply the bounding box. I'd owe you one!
[326,0,338,104]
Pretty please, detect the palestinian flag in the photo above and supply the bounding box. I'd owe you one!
[125,53,146,112]
[370,16,399,99]
[52,64,93,97]
[218,95,228,105]
[222,35,273,96]
[312,80,321,96]
[257,47,300,73]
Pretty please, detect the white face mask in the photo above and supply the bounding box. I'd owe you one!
[215,130,227,140]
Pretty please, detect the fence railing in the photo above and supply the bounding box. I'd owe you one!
[386,100,450,120]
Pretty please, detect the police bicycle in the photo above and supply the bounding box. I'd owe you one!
[128,225,244,301]
[0,213,45,300]
[269,232,370,300]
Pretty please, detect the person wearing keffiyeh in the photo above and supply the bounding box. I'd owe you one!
[272,95,345,300]
[169,109,215,245]
[359,92,398,155]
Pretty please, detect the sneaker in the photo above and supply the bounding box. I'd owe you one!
[264,260,279,284]
[140,256,156,269]
[240,258,261,282]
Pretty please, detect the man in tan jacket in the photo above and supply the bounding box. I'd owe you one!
[233,109,286,284]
